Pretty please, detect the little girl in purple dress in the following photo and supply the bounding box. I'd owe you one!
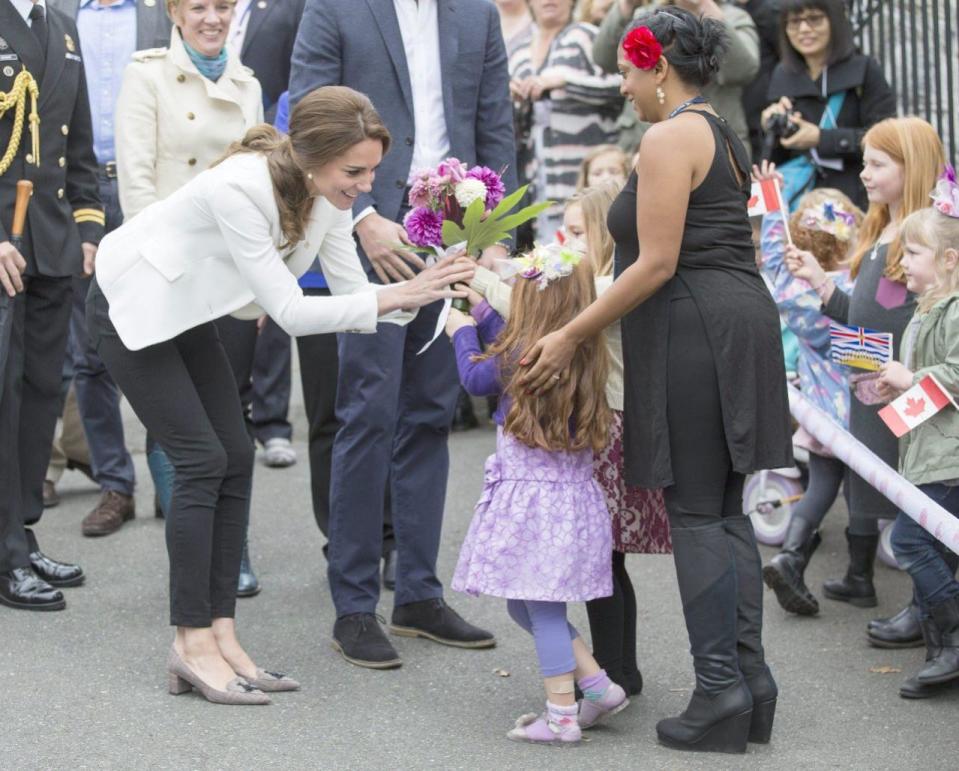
[444,245,628,746]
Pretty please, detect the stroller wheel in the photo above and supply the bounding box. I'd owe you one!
[877,519,903,570]
[743,471,804,546]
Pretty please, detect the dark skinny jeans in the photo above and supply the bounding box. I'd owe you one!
[86,280,253,626]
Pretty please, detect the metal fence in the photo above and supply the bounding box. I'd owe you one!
[848,0,959,164]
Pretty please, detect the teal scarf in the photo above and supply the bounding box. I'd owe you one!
[183,39,228,82]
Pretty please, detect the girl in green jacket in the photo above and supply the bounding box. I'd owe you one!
[876,192,959,699]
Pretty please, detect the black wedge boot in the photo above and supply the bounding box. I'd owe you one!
[762,516,821,616]
[823,528,878,607]
[726,516,778,744]
[656,523,753,754]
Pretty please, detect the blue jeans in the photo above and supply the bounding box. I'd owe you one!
[68,175,135,495]
[890,483,959,612]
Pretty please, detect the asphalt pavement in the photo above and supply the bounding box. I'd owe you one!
[3,364,959,770]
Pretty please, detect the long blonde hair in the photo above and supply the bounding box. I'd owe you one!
[849,117,945,282]
[216,86,391,249]
[566,183,619,277]
[900,207,959,313]
[480,260,610,452]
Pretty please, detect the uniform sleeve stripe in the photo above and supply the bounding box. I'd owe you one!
[74,215,106,224]
[73,208,106,224]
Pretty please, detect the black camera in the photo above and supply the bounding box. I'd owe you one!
[760,112,800,161]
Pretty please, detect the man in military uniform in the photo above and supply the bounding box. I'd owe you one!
[0,0,105,611]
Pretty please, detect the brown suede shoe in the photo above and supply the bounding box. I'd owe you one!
[81,490,135,537]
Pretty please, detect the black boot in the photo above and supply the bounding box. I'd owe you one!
[237,536,260,598]
[762,516,821,616]
[725,516,778,744]
[656,523,753,754]
[868,600,923,648]
[917,597,959,685]
[822,528,878,607]
[900,616,947,699]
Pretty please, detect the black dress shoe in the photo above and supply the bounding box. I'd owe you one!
[0,568,66,611]
[332,613,402,669]
[25,529,84,588]
[390,598,496,649]
[868,602,923,648]
[382,550,397,591]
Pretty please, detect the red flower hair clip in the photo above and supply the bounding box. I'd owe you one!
[622,26,663,70]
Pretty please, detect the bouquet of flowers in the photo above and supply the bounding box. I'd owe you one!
[403,158,550,257]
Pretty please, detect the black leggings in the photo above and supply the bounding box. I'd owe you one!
[792,452,847,531]
[586,550,638,689]
[87,282,253,626]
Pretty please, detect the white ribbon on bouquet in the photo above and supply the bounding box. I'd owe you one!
[787,384,959,555]
[416,241,468,356]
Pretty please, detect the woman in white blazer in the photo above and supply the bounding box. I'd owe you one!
[86,86,473,705]
[113,0,265,585]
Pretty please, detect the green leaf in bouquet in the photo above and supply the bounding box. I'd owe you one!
[441,220,467,246]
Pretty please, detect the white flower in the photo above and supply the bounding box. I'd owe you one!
[454,178,488,208]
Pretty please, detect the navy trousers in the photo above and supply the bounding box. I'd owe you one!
[327,288,459,616]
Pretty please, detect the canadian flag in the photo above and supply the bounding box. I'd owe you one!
[879,374,956,438]
[747,179,783,217]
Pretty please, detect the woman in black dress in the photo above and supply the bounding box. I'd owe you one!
[520,7,792,753]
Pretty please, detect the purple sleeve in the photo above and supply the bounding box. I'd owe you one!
[473,302,506,346]
[452,326,502,398]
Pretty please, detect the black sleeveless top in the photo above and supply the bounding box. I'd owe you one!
[608,110,793,488]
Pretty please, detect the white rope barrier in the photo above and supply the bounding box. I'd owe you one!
[787,384,959,555]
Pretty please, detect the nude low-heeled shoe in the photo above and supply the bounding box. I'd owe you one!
[167,647,271,705]
[240,668,300,692]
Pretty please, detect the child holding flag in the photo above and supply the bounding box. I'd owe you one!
[785,118,945,613]
[874,182,959,698]
[753,162,863,616]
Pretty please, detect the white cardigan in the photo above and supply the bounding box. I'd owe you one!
[95,152,407,350]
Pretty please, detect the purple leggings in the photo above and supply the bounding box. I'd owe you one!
[507,599,581,677]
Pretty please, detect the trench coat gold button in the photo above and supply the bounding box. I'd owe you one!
[61,124,69,135]
[188,158,197,166]
[177,74,186,83]
[187,112,195,120]
[25,153,33,163]
[58,157,65,167]
[57,188,64,199]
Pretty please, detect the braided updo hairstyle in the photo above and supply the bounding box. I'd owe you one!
[625,6,729,88]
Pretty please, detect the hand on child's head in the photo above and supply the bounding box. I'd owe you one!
[444,307,475,337]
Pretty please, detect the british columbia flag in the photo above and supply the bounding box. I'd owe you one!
[829,322,893,372]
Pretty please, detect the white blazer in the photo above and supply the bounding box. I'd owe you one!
[115,28,264,218]
[95,152,409,350]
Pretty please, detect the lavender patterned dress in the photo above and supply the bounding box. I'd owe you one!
[449,315,613,602]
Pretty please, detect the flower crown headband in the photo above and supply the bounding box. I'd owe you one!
[499,242,586,291]
[622,26,663,70]
[931,164,959,218]
[798,200,857,241]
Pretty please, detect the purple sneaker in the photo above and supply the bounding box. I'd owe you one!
[507,707,582,745]
[579,681,630,729]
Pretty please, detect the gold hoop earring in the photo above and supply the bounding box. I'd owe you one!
[656,86,666,105]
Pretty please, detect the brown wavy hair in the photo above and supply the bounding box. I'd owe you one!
[216,86,391,249]
[790,188,863,271]
[848,117,944,282]
[479,259,610,452]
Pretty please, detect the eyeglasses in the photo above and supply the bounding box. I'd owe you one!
[785,11,828,31]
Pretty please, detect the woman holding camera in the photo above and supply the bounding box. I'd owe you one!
[761,0,894,209]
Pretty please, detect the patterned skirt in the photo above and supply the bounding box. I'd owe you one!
[594,410,672,554]
[452,428,613,602]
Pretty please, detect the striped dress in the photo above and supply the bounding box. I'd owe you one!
[509,23,622,241]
